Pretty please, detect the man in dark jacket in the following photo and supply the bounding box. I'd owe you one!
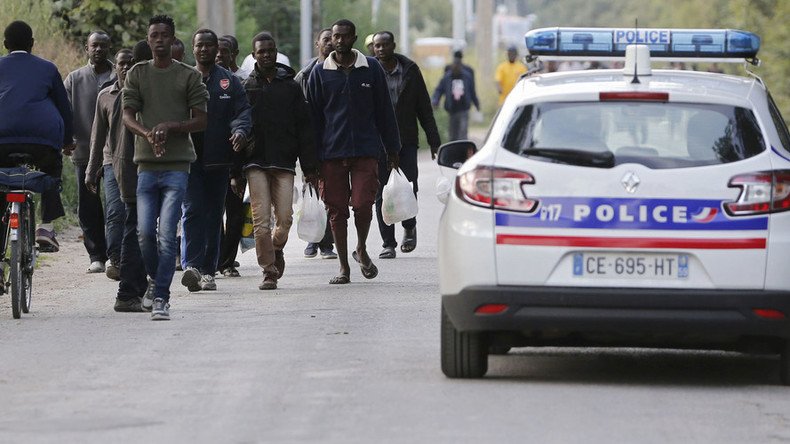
[180,28,251,293]
[432,50,480,141]
[372,31,441,259]
[242,31,317,290]
[294,27,336,260]
[0,20,73,254]
[308,19,401,285]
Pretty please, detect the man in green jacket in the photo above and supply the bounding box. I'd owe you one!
[122,15,208,321]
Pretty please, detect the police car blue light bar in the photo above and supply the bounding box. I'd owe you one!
[525,27,760,60]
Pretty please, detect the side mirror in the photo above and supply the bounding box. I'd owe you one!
[437,140,478,169]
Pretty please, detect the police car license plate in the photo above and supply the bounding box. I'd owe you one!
[573,253,689,279]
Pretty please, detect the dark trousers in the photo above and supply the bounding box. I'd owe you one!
[181,164,229,275]
[117,202,147,301]
[375,146,418,249]
[0,144,65,223]
[218,182,243,271]
[75,164,107,263]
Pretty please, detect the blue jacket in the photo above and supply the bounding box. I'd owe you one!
[307,49,400,161]
[0,52,73,152]
[432,66,480,114]
[191,64,252,169]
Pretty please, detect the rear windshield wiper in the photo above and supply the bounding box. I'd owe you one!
[521,148,615,168]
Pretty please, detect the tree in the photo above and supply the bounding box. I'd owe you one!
[51,0,166,49]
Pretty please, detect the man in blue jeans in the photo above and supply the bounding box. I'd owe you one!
[86,50,135,282]
[122,15,208,320]
[180,28,250,292]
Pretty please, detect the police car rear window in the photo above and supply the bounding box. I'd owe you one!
[502,102,765,169]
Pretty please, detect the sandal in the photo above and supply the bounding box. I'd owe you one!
[401,228,416,253]
[352,251,378,279]
[329,275,350,284]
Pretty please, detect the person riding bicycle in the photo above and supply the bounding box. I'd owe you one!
[0,20,74,252]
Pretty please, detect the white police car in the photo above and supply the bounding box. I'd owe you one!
[437,27,790,384]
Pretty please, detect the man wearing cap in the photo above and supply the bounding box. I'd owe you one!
[494,45,526,105]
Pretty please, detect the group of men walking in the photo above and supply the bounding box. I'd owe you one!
[0,15,447,321]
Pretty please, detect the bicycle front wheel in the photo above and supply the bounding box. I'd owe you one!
[21,200,34,313]
[10,238,22,319]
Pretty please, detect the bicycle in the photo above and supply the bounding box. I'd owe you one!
[0,153,41,319]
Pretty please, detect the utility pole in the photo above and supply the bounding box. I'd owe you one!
[301,0,312,67]
[475,0,493,83]
[400,0,409,56]
[452,0,466,44]
[196,0,235,36]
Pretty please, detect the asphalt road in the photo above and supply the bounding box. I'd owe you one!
[1,149,789,443]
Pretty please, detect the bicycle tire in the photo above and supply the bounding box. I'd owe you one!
[10,237,22,319]
[21,200,33,313]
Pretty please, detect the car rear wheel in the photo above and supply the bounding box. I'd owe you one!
[781,341,790,386]
[441,304,488,378]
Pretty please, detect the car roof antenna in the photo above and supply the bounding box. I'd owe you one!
[631,18,641,84]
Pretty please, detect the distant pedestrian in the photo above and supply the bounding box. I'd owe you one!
[307,19,400,284]
[295,27,336,260]
[171,38,185,62]
[122,14,209,320]
[372,31,441,259]
[64,30,116,274]
[179,28,251,293]
[243,32,317,290]
[432,50,479,141]
[494,45,526,105]
[0,20,73,254]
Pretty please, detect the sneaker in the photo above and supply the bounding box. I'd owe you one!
[106,263,120,281]
[87,260,106,273]
[181,266,202,292]
[142,277,155,311]
[221,267,240,277]
[259,274,277,290]
[114,297,143,312]
[200,274,217,291]
[35,228,60,252]
[320,248,338,259]
[304,243,319,258]
[151,298,170,321]
[274,250,285,279]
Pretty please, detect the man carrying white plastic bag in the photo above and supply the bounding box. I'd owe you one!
[382,168,418,226]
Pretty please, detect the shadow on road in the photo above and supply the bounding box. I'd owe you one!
[484,347,785,387]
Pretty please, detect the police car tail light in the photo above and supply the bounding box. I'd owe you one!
[456,167,537,212]
[725,171,790,216]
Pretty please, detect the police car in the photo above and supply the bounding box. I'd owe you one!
[437,27,790,384]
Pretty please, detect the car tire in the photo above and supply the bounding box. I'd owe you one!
[781,341,790,386]
[441,304,488,378]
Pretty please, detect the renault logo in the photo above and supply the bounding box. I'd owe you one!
[621,171,640,193]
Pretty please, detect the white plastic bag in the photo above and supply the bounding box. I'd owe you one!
[382,168,418,225]
[296,183,327,243]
